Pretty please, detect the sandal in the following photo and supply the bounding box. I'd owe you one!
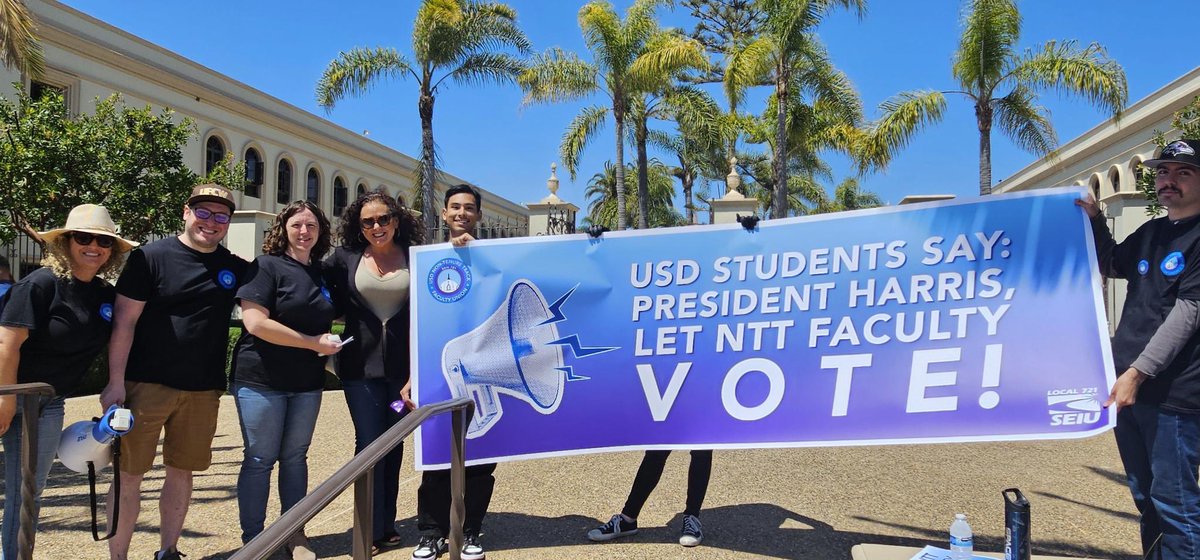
[371,532,403,555]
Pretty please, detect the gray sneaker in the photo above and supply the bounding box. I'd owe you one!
[411,535,447,559]
[679,514,703,547]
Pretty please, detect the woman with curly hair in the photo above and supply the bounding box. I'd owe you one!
[0,204,136,560]
[230,200,341,559]
[323,189,424,554]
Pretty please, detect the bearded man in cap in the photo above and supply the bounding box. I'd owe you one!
[1078,139,1200,559]
[100,185,248,560]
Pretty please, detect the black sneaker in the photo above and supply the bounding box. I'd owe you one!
[153,548,186,560]
[411,535,448,560]
[679,514,703,547]
[587,513,638,542]
[460,533,486,560]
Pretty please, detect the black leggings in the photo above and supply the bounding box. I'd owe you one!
[621,450,712,519]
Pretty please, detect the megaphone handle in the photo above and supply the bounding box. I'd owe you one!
[88,440,121,541]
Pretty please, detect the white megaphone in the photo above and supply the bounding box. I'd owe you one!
[58,405,134,473]
[441,280,566,438]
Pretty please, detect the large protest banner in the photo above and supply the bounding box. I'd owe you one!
[411,187,1115,469]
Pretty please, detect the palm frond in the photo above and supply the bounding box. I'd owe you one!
[560,104,611,179]
[0,0,42,77]
[518,48,600,104]
[858,90,947,171]
[442,52,525,88]
[315,47,414,109]
[1009,40,1127,116]
[579,1,625,72]
[627,33,710,93]
[724,36,775,109]
[992,85,1056,156]
[952,0,1020,95]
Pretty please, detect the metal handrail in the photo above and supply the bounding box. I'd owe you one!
[230,396,475,560]
[0,382,57,560]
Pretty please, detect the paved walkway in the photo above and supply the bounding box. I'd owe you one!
[11,393,1141,559]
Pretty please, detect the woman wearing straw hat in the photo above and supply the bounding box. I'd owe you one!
[0,204,136,559]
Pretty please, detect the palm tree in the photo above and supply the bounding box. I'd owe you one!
[316,0,530,233]
[0,0,42,78]
[519,0,707,230]
[584,159,684,229]
[828,177,882,212]
[726,0,866,219]
[885,0,1126,195]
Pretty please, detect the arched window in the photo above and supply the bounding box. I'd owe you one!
[244,148,263,198]
[205,136,226,175]
[333,177,348,218]
[277,159,293,205]
[306,168,321,204]
[357,182,368,197]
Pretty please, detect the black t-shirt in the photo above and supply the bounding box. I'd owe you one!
[0,268,114,396]
[116,237,247,391]
[1104,215,1200,412]
[231,254,337,392]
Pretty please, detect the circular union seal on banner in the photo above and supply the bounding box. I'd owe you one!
[428,258,472,303]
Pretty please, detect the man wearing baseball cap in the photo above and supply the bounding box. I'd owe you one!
[1078,139,1200,558]
[101,184,248,560]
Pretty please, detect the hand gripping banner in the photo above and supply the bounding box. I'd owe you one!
[412,188,1115,469]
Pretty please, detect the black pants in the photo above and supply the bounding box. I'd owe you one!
[417,463,497,537]
[622,450,712,519]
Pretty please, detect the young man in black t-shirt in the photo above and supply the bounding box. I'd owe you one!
[1079,139,1200,559]
[412,184,494,560]
[100,185,248,560]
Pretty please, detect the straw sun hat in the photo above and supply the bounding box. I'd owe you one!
[38,204,138,253]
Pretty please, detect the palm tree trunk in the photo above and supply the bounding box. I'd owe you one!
[772,69,789,219]
[683,169,695,225]
[636,119,650,229]
[614,101,627,230]
[419,90,438,235]
[976,101,993,196]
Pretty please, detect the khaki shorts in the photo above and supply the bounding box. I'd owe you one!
[118,381,222,475]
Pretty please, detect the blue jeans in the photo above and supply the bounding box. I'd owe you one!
[233,383,323,544]
[1115,401,1200,559]
[342,378,406,541]
[1,396,65,560]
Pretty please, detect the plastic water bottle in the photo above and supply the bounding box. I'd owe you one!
[950,513,974,559]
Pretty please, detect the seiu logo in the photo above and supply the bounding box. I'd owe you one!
[1047,388,1101,426]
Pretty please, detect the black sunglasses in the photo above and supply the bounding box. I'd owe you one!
[360,214,394,229]
[70,231,116,249]
[191,206,232,224]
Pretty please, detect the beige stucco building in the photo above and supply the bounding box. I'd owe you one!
[994,66,1200,331]
[1,0,529,271]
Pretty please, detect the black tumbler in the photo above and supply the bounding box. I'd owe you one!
[1004,487,1031,560]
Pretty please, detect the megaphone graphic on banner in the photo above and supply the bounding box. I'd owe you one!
[441,280,566,438]
[58,405,134,473]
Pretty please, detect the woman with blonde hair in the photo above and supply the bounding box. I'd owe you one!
[0,204,136,559]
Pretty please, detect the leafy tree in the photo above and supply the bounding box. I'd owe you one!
[887,0,1126,195]
[0,0,42,77]
[1137,96,1200,216]
[519,0,707,230]
[0,91,201,246]
[726,0,866,219]
[316,0,531,235]
[584,159,684,228]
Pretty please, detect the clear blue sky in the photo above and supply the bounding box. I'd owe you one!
[62,0,1199,213]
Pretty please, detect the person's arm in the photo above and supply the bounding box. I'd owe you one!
[1105,298,1200,412]
[1076,195,1124,278]
[0,326,29,435]
[450,232,476,247]
[100,295,145,410]
[241,301,342,355]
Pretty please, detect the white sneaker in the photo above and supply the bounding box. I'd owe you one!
[679,514,703,547]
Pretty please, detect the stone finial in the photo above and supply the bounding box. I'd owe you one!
[547,163,560,197]
[726,157,741,193]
